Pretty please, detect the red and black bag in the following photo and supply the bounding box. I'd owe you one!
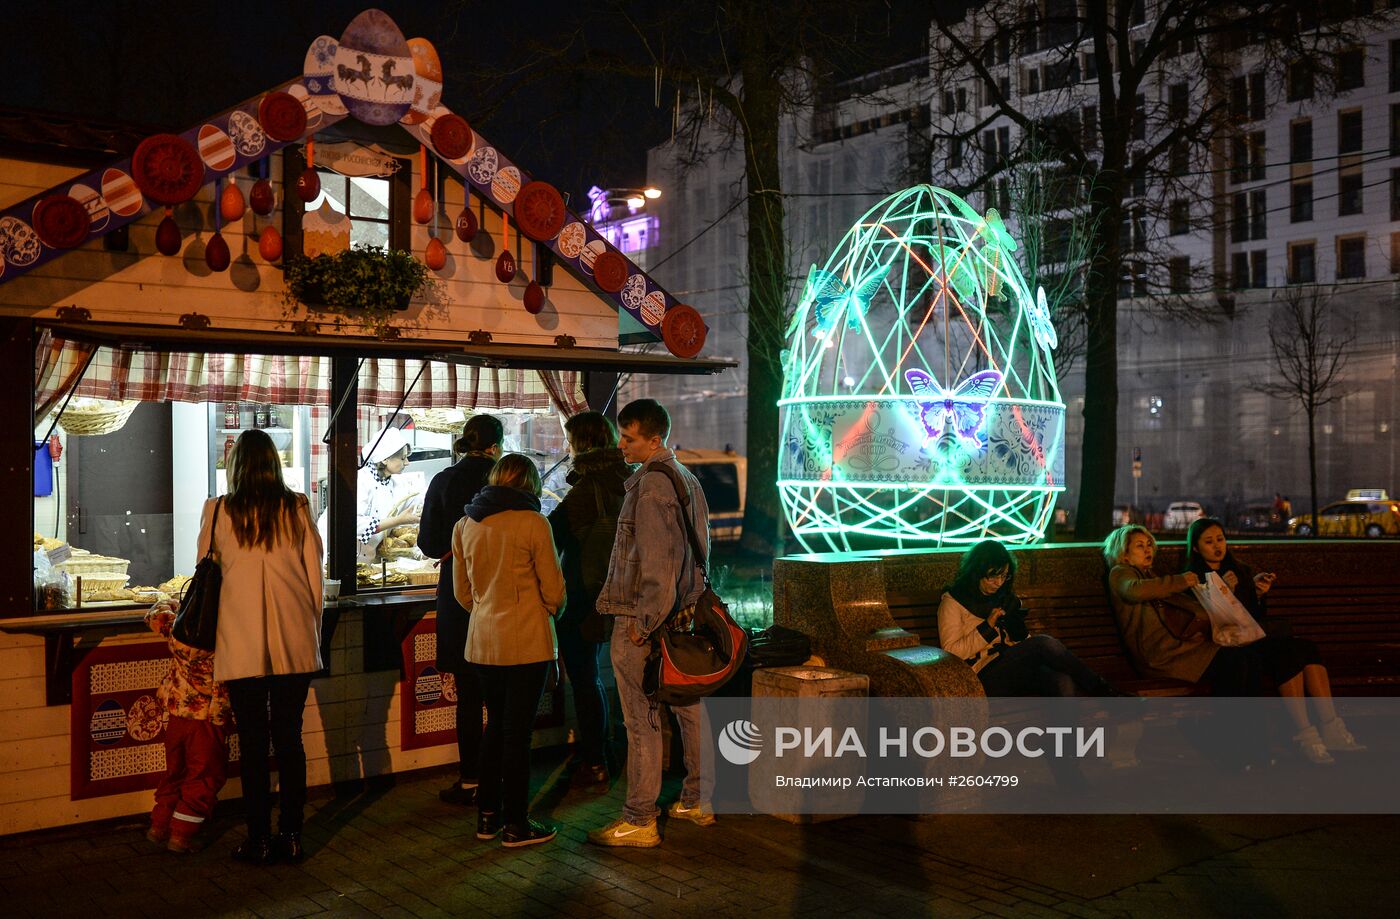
[641,463,748,707]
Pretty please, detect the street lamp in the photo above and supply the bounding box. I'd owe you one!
[588,185,662,224]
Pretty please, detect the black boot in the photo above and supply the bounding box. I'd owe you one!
[275,832,305,865]
[231,835,277,866]
[476,810,502,841]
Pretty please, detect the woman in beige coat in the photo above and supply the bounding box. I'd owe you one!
[453,453,564,849]
[201,429,323,866]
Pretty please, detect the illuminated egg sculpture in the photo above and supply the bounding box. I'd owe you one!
[778,185,1065,551]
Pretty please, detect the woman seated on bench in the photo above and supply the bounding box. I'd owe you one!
[938,540,1125,696]
[1183,517,1364,762]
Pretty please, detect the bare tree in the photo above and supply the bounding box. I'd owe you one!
[1251,286,1352,535]
[930,0,1382,537]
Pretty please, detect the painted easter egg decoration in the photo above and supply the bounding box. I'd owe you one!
[100,169,143,217]
[425,236,447,271]
[258,225,283,262]
[296,168,321,203]
[495,249,516,284]
[258,91,308,143]
[68,184,110,233]
[523,280,544,314]
[0,217,41,267]
[155,214,182,256]
[249,179,275,216]
[430,114,473,160]
[205,231,230,272]
[333,9,414,126]
[131,134,205,206]
[32,195,91,250]
[196,124,236,172]
[513,181,566,242]
[403,38,443,125]
[454,207,477,242]
[220,182,246,223]
[302,35,347,115]
[413,187,433,225]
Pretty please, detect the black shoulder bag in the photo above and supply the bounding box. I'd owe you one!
[172,498,223,652]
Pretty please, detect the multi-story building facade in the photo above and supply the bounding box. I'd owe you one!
[635,3,1400,524]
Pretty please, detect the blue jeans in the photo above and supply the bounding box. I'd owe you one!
[609,618,710,824]
[558,620,609,767]
[978,634,1108,697]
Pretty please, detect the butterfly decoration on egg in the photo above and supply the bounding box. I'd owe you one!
[1027,286,1058,351]
[793,262,891,339]
[904,368,1004,452]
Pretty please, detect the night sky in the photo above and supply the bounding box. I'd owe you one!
[7,1,953,204]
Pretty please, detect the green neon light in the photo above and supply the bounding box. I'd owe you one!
[778,186,1067,553]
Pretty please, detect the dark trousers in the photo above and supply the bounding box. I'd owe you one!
[474,661,549,825]
[978,634,1108,697]
[558,622,609,767]
[446,667,484,784]
[226,673,313,837]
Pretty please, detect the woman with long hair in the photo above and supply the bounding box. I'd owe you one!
[418,414,503,805]
[206,429,323,865]
[454,453,564,847]
[548,411,631,789]
[1183,518,1363,763]
[938,540,1123,696]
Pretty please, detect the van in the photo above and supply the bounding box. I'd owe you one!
[675,448,747,542]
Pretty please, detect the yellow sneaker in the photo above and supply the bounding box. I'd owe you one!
[587,817,662,848]
[666,800,716,827]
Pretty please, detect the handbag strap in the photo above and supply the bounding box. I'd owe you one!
[201,497,222,561]
[643,462,710,585]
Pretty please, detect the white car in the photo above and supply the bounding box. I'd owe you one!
[1163,501,1205,531]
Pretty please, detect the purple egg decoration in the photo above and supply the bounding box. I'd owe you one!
[332,9,414,126]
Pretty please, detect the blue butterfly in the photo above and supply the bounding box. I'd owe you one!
[904,368,1003,450]
[801,263,891,337]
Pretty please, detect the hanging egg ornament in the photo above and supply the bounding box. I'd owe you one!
[523,280,544,314]
[155,211,182,256]
[454,206,477,242]
[495,249,517,283]
[220,181,246,223]
[413,187,433,225]
[425,236,447,271]
[205,231,230,272]
[258,225,283,262]
[250,179,275,216]
[295,168,320,203]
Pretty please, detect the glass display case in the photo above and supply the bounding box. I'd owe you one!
[207,402,311,496]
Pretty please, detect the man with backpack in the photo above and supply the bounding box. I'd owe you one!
[548,411,631,790]
[588,399,716,848]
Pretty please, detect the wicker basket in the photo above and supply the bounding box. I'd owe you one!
[404,568,440,586]
[407,408,466,435]
[54,399,141,436]
[72,574,131,600]
[58,551,131,578]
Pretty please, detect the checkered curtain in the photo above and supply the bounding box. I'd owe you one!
[33,336,588,414]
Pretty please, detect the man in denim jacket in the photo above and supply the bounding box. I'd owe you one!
[588,399,715,847]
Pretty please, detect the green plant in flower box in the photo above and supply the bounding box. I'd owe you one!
[282,246,437,337]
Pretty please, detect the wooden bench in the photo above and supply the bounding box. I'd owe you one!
[878,541,1400,697]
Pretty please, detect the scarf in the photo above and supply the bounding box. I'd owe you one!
[464,484,540,522]
[946,579,1018,620]
[565,446,632,485]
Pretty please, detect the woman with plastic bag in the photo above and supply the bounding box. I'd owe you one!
[1184,518,1364,764]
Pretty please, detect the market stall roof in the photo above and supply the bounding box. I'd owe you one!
[42,321,736,375]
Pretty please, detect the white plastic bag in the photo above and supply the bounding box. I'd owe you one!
[1192,571,1265,647]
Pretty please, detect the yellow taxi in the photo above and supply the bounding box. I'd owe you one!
[1289,490,1400,537]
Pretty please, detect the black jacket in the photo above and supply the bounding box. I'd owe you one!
[547,447,632,626]
[419,453,495,672]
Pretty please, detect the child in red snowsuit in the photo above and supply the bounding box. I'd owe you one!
[145,599,232,853]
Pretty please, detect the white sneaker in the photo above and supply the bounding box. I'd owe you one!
[666,800,717,827]
[587,817,661,848]
[1294,725,1335,765]
[1320,717,1367,752]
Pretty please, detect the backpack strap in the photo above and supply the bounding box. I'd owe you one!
[642,462,709,584]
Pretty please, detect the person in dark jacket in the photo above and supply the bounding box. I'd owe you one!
[1184,517,1364,763]
[548,411,632,789]
[418,413,503,804]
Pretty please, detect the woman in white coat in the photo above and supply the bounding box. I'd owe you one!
[204,429,323,866]
[317,426,421,563]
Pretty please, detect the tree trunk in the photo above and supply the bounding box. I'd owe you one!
[736,37,787,557]
[1306,404,1319,534]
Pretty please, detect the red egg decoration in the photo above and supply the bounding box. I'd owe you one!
[454,207,478,242]
[495,249,516,283]
[413,187,433,225]
[155,214,182,256]
[258,225,283,262]
[425,236,447,271]
[205,231,230,272]
[523,280,544,314]
[295,168,320,203]
[250,179,275,216]
[220,182,246,222]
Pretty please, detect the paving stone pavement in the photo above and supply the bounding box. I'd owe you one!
[3,751,1398,919]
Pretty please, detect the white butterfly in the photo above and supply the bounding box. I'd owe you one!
[905,368,1004,450]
